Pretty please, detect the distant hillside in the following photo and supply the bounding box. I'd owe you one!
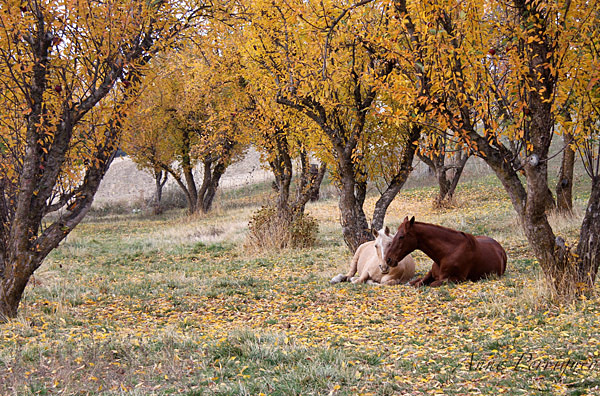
[93,148,272,209]
[93,146,496,210]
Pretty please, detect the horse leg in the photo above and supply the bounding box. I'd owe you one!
[429,279,448,287]
[382,278,402,286]
[409,276,425,287]
[351,272,370,284]
[329,274,348,284]
[344,245,363,280]
[411,270,435,287]
[431,264,469,287]
[430,272,468,287]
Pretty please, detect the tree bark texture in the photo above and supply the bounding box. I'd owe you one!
[576,176,600,286]
[267,141,326,224]
[338,170,372,253]
[0,14,124,318]
[267,128,294,216]
[294,150,326,215]
[556,132,575,214]
[199,159,226,213]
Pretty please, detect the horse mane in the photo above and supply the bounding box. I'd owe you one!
[415,221,476,245]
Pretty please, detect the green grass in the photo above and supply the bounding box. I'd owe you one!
[1,171,600,395]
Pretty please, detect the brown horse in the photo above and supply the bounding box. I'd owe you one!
[384,216,507,287]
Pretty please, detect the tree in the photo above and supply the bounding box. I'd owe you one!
[417,132,469,207]
[0,0,210,320]
[387,0,600,293]
[239,0,420,252]
[249,93,327,221]
[555,128,576,215]
[121,117,170,214]
[567,37,600,285]
[124,45,247,215]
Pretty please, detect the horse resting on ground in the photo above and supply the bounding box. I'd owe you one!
[330,227,416,286]
[383,216,507,287]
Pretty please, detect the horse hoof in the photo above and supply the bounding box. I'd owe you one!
[330,274,346,284]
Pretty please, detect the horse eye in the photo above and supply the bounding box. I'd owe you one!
[386,257,392,265]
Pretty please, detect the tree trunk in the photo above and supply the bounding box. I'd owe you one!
[200,160,226,213]
[268,129,293,217]
[575,176,600,286]
[0,0,209,320]
[0,139,117,320]
[372,126,421,231]
[181,130,198,214]
[338,163,371,253]
[184,176,198,214]
[444,152,469,202]
[274,39,394,253]
[523,161,560,275]
[159,128,198,215]
[0,254,40,320]
[418,146,469,206]
[308,164,322,202]
[556,132,575,214]
[153,169,167,215]
[164,165,196,215]
[293,150,326,215]
[476,137,561,287]
[294,162,326,215]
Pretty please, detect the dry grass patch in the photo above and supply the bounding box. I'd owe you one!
[2,176,600,395]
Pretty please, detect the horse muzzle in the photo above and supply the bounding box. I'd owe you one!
[379,264,390,274]
[386,257,399,268]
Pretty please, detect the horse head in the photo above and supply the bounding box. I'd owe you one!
[385,216,416,267]
[373,226,393,274]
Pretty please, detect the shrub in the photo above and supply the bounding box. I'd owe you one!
[289,212,319,248]
[245,205,318,251]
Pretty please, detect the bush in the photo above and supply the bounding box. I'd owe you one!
[245,205,318,251]
[289,212,319,248]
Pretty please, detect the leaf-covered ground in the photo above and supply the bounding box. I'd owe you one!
[2,176,600,395]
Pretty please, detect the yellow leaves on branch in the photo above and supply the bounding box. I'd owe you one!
[0,0,202,189]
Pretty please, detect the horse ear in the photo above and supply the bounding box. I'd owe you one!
[385,226,390,236]
[409,216,415,225]
[372,227,379,238]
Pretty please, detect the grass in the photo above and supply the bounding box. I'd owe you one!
[2,170,600,395]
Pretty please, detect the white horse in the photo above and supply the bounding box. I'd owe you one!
[330,227,416,286]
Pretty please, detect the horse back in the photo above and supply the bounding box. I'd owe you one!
[472,236,507,277]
